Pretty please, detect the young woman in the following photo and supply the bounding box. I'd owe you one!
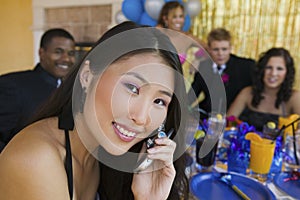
[157,1,207,58]
[157,1,209,105]
[0,21,189,200]
[227,47,300,131]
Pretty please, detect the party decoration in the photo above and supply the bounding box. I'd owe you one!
[121,0,192,30]
[184,0,201,17]
[122,0,144,22]
[139,12,157,26]
[144,0,165,20]
[165,0,183,3]
[182,15,191,31]
[115,10,128,24]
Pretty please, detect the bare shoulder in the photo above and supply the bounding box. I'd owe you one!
[289,89,300,110]
[2,118,65,155]
[0,118,68,199]
[287,89,300,105]
[291,89,300,98]
[239,86,252,98]
[227,86,252,117]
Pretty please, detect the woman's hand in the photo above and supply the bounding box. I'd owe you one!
[132,137,176,200]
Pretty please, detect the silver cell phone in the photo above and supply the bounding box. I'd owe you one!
[133,128,174,172]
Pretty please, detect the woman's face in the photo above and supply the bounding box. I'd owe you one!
[88,53,175,155]
[263,56,287,89]
[164,7,185,31]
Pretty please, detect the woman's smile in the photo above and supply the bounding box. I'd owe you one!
[112,121,139,142]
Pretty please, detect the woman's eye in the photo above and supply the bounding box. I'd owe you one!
[154,98,167,106]
[265,66,272,70]
[124,83,139,94]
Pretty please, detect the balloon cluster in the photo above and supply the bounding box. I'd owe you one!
[116,0,201,32]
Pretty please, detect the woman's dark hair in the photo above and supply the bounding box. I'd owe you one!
[252,47,295,108]
[157,1,184,28]
[32,21,189,200]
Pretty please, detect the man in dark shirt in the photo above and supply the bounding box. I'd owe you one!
[189,28,255,116]
[0,28,76,151]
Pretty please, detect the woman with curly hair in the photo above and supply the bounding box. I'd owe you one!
[227,47,300,131]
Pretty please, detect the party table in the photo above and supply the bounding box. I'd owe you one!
[186,123,299,200]
[188,163,299,200]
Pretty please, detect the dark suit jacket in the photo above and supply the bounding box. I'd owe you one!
[189,54,255,115]
[0,64,58,151]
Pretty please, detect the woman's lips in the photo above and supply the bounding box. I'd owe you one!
[266,77,279,84]
[112,122,137,142]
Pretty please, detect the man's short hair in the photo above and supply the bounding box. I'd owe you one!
[40,28,75,49]
[207,28,231,46]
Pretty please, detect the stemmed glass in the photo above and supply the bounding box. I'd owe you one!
[196,112,226,171]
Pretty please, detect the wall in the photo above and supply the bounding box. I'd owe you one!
[45,5,112,43]
[0,0,33,75]
[32,0,122,64]
[0,0,123,75]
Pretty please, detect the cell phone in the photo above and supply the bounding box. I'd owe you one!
[133,128,174,172]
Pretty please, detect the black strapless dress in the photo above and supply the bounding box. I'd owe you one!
[239,107,280,131]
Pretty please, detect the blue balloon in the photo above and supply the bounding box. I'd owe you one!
[182,15,191,32]
[165,0,183,3]
[122,0,144,23]
[139,12,157,26]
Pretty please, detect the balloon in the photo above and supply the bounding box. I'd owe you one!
[122,0,144,22]
[115,10,128,24]
[144,0,165,20]
[165,0,183,3]
[139,12,157,26]
[182,15,191,32]
[184,0,201,17]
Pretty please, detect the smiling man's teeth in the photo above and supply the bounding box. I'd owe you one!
[57,64,68,69]
[116,124,136,137]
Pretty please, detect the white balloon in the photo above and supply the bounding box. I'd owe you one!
[185,0,201,17]
[115,10,128,24]
[144,0,165,20]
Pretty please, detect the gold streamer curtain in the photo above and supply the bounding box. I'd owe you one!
[191,0,300,88]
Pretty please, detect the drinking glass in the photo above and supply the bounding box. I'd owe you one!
[282,127,300,172]
[249,138,275,182]
[262,123,279,140]
[196,112,225,171]
[217,127,238,164]
[261,124,283,174]
[196,137,218,171]
[206,112,226,137]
